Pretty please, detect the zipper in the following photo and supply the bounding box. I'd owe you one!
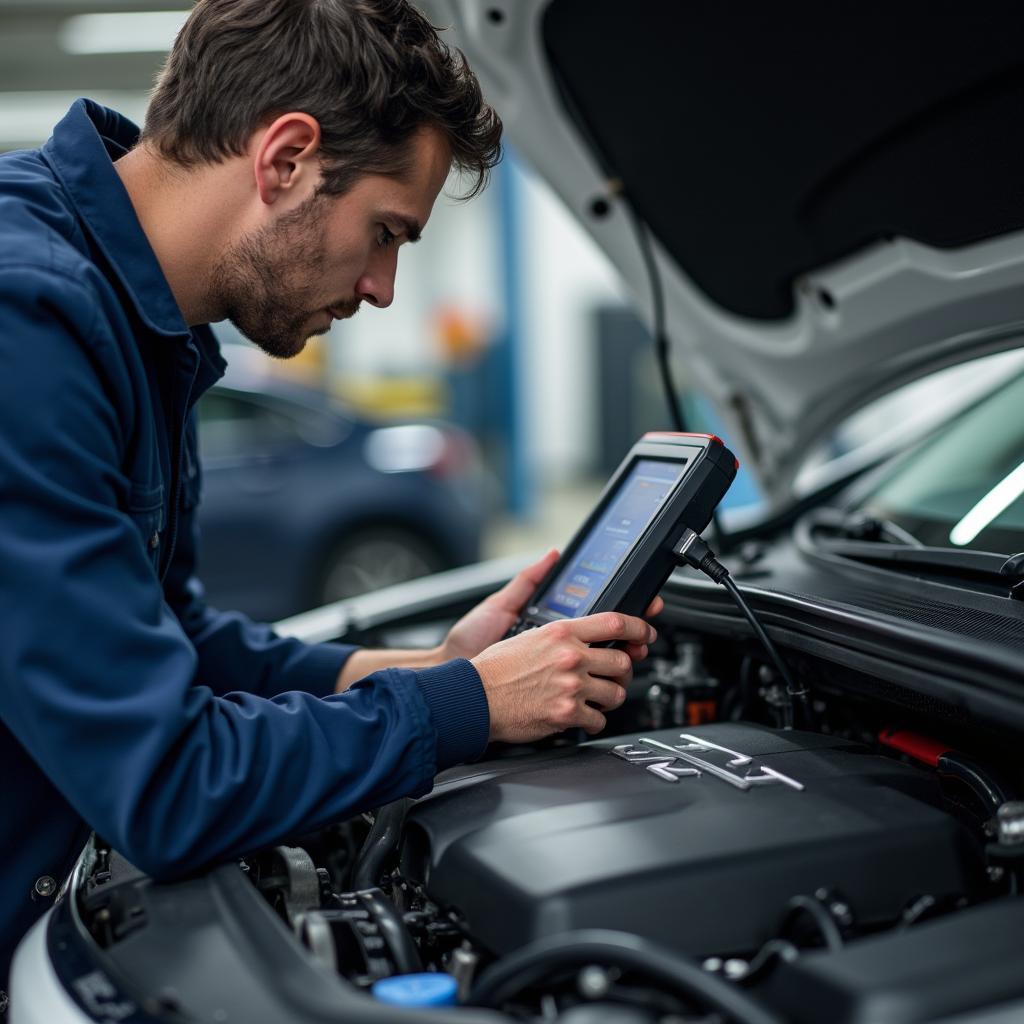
[159,345,198,581]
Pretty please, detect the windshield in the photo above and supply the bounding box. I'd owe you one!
[854,370,1024,554]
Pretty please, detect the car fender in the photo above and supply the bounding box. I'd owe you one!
[9,912,91,1024]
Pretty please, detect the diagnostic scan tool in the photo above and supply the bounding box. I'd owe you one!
[507,433,738,637]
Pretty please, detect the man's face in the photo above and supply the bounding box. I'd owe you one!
[213,127,451,358]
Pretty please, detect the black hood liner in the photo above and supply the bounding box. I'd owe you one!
[543,0,1024,320]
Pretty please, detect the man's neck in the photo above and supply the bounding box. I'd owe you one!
[114,145,234,326]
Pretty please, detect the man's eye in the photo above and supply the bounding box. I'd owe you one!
[377,225,397,249]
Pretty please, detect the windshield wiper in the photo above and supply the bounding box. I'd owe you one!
[798,508,1024,599]
[1003,552,1024,600]
[830,510,924,547]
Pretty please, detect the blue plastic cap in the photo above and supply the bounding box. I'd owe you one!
[371,973,458,1008]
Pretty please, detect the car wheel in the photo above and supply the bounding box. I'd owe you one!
[318,527,445,603]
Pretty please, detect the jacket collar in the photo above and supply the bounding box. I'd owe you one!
[42,98,192,341]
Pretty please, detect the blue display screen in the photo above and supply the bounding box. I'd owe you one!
[538,459,686,619]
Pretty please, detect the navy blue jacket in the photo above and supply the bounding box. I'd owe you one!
[0,100,489,980]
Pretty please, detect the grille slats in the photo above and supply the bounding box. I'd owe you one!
[788,584,1024,651]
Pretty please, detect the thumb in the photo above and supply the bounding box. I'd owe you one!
[493,548,559,612]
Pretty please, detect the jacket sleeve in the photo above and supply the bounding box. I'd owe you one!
[0,267,490,878]
[162,412,358,700]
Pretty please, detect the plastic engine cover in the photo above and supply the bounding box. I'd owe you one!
[401,724,980,958]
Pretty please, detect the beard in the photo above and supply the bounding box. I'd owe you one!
[211,194,361,359]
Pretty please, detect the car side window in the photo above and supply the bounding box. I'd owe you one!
[197,390,306,461]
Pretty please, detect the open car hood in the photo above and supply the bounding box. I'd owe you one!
[421,0,1024,502]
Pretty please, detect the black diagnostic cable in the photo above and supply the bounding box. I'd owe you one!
[675,528,807,729]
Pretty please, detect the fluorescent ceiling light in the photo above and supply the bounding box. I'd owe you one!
[949,458,1024,546]
[59,11,189,55]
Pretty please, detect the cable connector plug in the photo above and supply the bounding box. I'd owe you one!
[672,528,808,730]
[674,529,730,584]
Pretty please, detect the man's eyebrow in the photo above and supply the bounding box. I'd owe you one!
[383,212,422,243]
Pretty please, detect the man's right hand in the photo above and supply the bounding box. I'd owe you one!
[470,612,657,743]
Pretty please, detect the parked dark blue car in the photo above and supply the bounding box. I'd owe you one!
[194,348,485,622]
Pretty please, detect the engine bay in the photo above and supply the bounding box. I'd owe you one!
[223,670,1023,1023]
[67,589,1024,1024]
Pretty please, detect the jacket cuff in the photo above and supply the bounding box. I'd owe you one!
[294,642,359,698]
[414,658,490,769]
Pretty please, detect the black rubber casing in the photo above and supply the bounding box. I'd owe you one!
[760,897,1024,1023]
[512,433,737,632]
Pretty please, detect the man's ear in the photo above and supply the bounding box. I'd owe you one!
[252,112,322,206]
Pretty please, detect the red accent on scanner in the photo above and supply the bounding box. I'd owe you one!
[642,432,739,471]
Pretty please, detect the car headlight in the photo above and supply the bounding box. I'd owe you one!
[364,424,448,474]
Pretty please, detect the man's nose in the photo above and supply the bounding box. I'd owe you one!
[355,250,397,309]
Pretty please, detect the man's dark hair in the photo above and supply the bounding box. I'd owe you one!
[142,0,502,197]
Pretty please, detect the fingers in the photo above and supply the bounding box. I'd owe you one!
[582,676,627,711]
[583,645,633,679]
[645,595,665,618]
[491,548,559,613]
[525,547,560,583]
[622,642,649,663]
[572,611,656,646]
[578,703,607,735]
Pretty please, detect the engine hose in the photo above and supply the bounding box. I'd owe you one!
[469,929,784,1024]
[878,730,1013,819]
[352,798,413,892]
[936,752,1011,816]
[359,886,422,975]
[781,895,844,951]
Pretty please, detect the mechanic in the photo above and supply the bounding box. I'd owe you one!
[0,0,662,996]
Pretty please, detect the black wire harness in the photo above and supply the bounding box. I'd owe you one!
[470,928,785,1024]
[674,528,807,729]
[626,203,725,544]
[626,205,686,434]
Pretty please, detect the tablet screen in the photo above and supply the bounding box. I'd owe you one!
[538,459,687,619]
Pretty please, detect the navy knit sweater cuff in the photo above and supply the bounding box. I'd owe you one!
[414,658,490,769]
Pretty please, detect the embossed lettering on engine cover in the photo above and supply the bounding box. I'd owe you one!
[611,733,804,791]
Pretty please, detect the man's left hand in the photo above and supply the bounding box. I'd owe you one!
[439,549,664,665]
[336,551,664,691]
[440,549,559,662]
